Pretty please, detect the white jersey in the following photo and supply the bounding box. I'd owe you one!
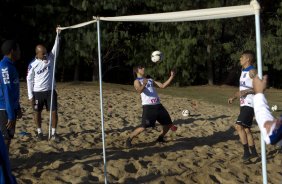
[26,36,60,100]
[137,77,160,106]
[239,65,255,107]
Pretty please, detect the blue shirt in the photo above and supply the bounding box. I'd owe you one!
[0,56,20,120]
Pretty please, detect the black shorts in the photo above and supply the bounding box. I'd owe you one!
[236,106,254,128]
[0,110,16,140]
[33,90,58,112]
[141,104,172,128]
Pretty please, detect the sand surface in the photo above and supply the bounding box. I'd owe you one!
[9,83,282,184]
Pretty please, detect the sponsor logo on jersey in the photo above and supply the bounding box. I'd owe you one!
[240,81,246,87]
[37,66,49,75]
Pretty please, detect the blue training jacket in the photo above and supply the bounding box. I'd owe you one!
[0,134,17,184]
[0,56,20,120]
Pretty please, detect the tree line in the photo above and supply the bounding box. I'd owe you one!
[0,0,281,87]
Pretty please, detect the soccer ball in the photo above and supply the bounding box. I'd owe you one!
[151,50,163,63]
[271,105,278,112]
[182,109,190,117]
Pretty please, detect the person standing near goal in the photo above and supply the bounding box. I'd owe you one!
[126,65,177,147]
[26,26,61,142]
[0,40,22,153]
[228,50,258,161]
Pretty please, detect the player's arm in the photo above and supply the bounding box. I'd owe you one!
[26,63,35,101]
[134,79,148,94]
[154,70,175,89]
[240,89,254,97]
[0,66,16,123]
[50,26,61,59]
[228,91,240,104]
[240,69,257,97]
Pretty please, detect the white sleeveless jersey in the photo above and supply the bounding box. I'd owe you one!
[239,65,255,107]
[26,36,60,100]
[136,78,160,105]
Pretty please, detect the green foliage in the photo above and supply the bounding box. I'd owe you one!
[1,0,282,86]
[263,2,282,66]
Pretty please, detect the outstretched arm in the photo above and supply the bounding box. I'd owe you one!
[154,70,175,89]
[50,26,61,57]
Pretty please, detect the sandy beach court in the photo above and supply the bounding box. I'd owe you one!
[9,82,282,184]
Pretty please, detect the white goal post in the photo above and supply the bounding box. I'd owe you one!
[57,1,266,184]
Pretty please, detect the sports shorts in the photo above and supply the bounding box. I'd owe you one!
[141,104,172,128]
[33,90,58,112]
[236,106,254,128]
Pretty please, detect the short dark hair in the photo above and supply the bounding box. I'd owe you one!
[132,65,144,79]
[242,50,255,63]
[1,40,18,55]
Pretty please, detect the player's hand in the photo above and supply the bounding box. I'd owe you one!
[6,120,16,129]
[253,75,267,94]
[228,97,234,104]
[17,108,23,119]
[30,98,34,107]
[143,78,148,86]
[170,70,175,77]
[56,25,61,34]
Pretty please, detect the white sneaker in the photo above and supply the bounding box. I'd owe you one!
[50,134,60,143]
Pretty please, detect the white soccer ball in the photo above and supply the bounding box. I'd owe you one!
[271,105,278,112]
[151,50,163,63]
[182,109,190,117]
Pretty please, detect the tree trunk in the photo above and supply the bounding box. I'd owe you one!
[92,59,99,81]
[207,44,214,85]
[74,60,80,81]
[60,66,65,82]
[207,27,214,85]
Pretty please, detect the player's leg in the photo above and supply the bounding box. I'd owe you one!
[235,124,250,160]
[236,107,251,160]
[242,106,258,157]
[245,127,258,157]
[46,90,59,142]
[128,127,145,140]
[126,127,145,148]
[0,110,11,152]
[34,112,42,131]
[156,104,175,142]
[33,92,44,140]
[126,105,156,147]
[156,125,170,142]
[51,111,58,129]
[237,106,258,160]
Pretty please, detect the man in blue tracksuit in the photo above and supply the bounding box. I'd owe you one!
[0,40,22,153]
